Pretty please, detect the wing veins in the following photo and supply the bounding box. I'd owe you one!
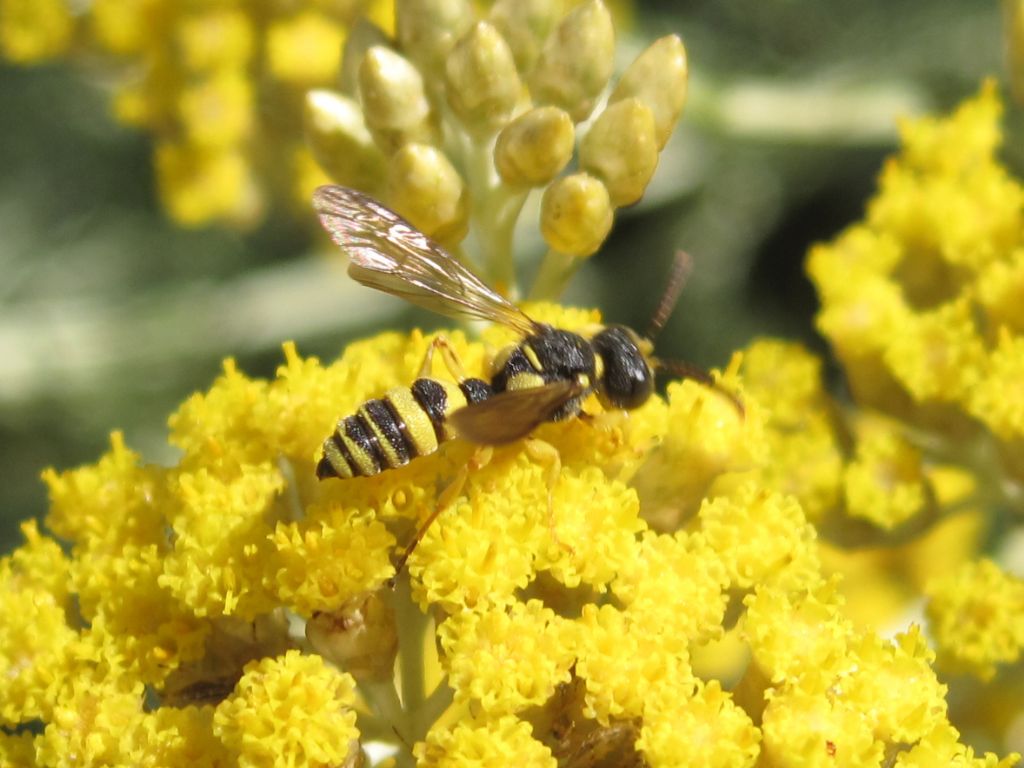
[314,185,538,333]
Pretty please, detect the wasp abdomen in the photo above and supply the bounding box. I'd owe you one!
[317,376,492,480]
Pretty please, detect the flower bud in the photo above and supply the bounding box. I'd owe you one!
[304,89,387,191]
[494,106,574,187]
[580,97,658,206]
[339,17,390,96]
[610,35,688,149]
[306,592,398,681]
[540,172,613,257]
[445,22,522,137]
[358,46,435,153]
[527,0,614,122]
[395,0,474,74]
[488,0,567,72]
[387,143,469,244]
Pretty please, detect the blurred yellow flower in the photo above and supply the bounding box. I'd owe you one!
[0,0,393,228]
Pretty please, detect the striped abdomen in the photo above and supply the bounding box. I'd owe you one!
[316,377,492,480]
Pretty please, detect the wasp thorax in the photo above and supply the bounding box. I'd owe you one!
[592,325,654,410]
[491,327,597,421]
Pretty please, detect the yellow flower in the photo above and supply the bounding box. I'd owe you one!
[0,0,73,62]
[177,71,254,149]
[0,520,76,722]
[637,679,760,768]
[804,85,1024,756]
[3,0,393,227]
[415,715,556,767]
[613,530,728,646]
[969,328,1024,442]
[925,558,1024,681]
[842,414,930,530]
[3,302,1023,763]
[439,599,574,715]
[760,684,884,767]
[265,10,346,87]
[699,483,818,591]
[895,723,1019,768]
[809,81,1024,440]
[213,650,359,768]
[744,578,852,686]
[155,142,263,227]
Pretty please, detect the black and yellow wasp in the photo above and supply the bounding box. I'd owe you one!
[312,184,734,570]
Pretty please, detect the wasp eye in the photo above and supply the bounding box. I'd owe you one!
[592,326,654,410]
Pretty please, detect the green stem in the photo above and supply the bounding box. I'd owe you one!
[528,248,580,301]
[394,576,428,714]
[463,137,528,299]
[357,677,416,764]
[412,676,455,742]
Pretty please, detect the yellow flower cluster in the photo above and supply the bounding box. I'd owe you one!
[1,301,1018,765]
[0,0,392,227]
[306,0,686,298]
[809,82,1024,449]
[801,80,1024,652]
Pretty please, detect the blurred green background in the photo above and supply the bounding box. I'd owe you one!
[0,0,1014,548]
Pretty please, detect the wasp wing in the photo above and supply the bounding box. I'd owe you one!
[314,185,539,335]
[448,380,583,445]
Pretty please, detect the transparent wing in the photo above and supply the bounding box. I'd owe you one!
[448,380,583,445]
[314,185,538,334]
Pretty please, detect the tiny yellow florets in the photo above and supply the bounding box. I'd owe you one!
[809,81,1024,447]
[3,301,1022,763]
[744,578,852,686]
[842,414,930,530]
[925,559,1024,681]
[415,715,556,768]
[5,0,1024,761]
[801,79,1024,761]
[637,679,761,768]
[213,650,359,768]
[699,483,817,590]
[439,599,574,715]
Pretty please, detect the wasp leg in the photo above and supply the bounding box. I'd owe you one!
[417,335,470,381]
[389,445,494,585]
[525,438,574,555]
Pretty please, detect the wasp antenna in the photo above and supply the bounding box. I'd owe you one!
[645,250,694,340]
[656,358,745,417]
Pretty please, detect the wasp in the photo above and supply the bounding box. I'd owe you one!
[312,185,737,573]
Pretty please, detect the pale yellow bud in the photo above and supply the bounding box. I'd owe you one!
[580,97,658,206]
[540,172,613,257]
[304,89,387,191]
[306,592,397,681]
[395,0,474,74]
[387,143,469,244]
[445,22,522,137]
[489,0,567,72]
[528,0,614,122]
[494,106,574,187]
[358,46,435,153]
[610,34,688,149]
[339,17,390,96]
